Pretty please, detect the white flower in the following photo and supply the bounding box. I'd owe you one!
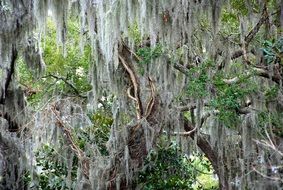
[56,80,62,84]
[76,67,84,77]
[271,166,278,173]
[101,96,106,101]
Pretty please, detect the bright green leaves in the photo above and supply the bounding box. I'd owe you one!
[18,18,92,106]
[43,19,92,93]
[230,0,261,16]
[212,77,242,110]
[187,70,208,98]
[210,83,242,126]
[220,10,239,35]
[191,154,219,190]
[73,109,113,156]
[187,60,213,98]
[261,37,283,65]
[230,0,249,16]
[128,22,142,45]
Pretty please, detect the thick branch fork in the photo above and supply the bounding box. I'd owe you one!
[118,46,157,122]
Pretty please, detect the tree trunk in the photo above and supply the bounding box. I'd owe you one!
[184,118,229,190]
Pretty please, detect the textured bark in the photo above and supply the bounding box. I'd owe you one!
[0,131,26,190]
[106,44,161,189]
[1,1,283,189]
[0,46,26,131]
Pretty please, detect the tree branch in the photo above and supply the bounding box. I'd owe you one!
[43,74,87,98]
[144,76,156,119]
[173,62,190,75]
[51,105,90,178]
[118,54,143,120]
[244,4,268,47]
[182,116,229,190]
[0,45,18,104]
[170,110,218,136]
[253,67,281,84]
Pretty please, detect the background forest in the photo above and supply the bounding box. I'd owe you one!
[0,0,283,190]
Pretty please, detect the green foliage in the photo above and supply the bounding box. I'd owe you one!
[137,44,163,65]
[25,144,78,190]
[261,37,283,65]
[43,19,92,91]
[187,71,208,98]
[68,102,113,157]
[136,44,163,74]
[191,155,219,190]
[230,0,249,16]
[211,73,256,127]
[220,9,239,34]
[230,0,260,16]
[25,107,113,189]
[138,141,218,190]
[86,109,113,155]
[128,22,142,45]
[16,3,282,190]
[187,60,213,98]
[138,144,196,190]
[211,89,239,126]
[257,111,283,137]
[264,85,279,101]
[18,18,92,105]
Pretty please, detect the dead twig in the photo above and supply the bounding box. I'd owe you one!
[253,139,283,157]
[244,4,268,46]
[43,74,87,98]
[252,166,283,182]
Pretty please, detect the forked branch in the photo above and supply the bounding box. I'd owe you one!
[119,45,157,122]
[119,54,143,120]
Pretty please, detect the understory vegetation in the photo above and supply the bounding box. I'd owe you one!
[20,19,218,189]
[1,0,283,190]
